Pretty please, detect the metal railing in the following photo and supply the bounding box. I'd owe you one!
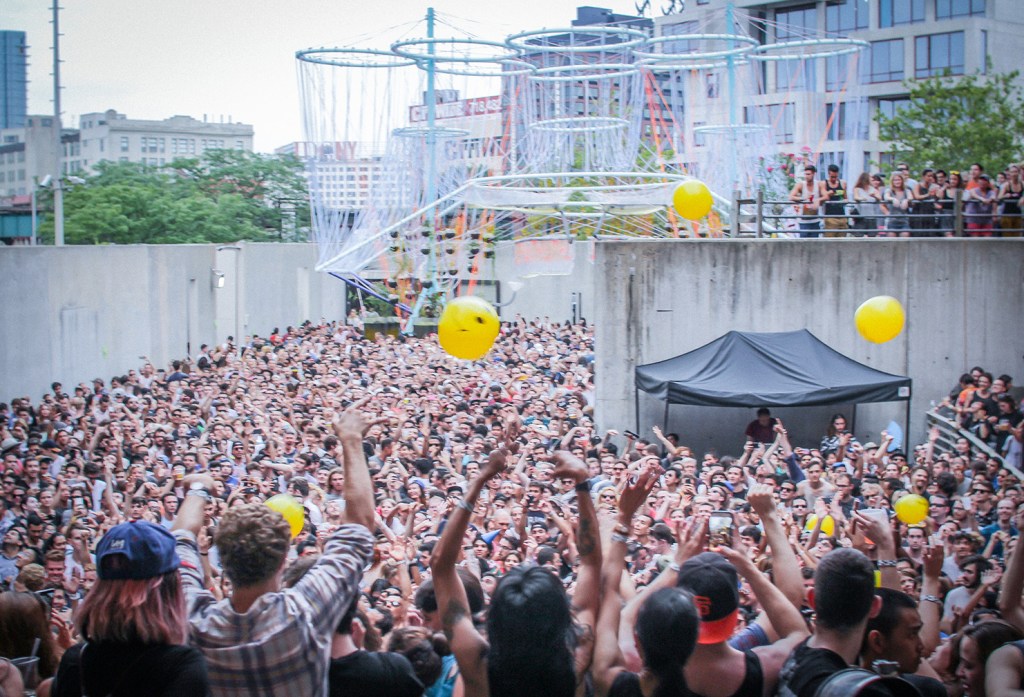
[724,189,1024,238]
[923,406,1024,479]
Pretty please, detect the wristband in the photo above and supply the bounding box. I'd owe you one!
[575,480,591,493]
[610,533,630,544]
[613,523,630,536]
[922,594,943,606]
[877,559,898,568]
[668,563,681,573]
[455,499,474,513]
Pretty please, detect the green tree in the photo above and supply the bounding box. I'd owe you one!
[36,151,310,245]
[875,70,1024,174]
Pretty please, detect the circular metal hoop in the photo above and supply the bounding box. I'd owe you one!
[428,59,537,77]
[528,62,640,82]
[693,123,770,136]
[392,126,471,139]
[391,37,522,64]
[634,33,759,62]
[505,26,649,53]
[528,116,631,133]
[296,47,417,69]
[751,38,868,62]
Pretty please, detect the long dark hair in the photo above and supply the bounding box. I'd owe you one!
[487,566,577,697]
[635,587,699,697]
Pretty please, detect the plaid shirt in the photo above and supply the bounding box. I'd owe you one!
[175,524,373,697]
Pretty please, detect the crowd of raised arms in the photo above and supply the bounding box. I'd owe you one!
[787,162,1023,238]
[1,315,1023,697]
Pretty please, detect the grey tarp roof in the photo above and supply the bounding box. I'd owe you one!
[635,329,911,407]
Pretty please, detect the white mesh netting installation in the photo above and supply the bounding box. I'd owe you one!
[296,7,866,283]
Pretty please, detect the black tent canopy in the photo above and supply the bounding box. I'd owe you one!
[635,329,911,429]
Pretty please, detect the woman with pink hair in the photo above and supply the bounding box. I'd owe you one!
[50,520,209,696]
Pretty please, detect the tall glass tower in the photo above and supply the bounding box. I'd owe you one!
[1,31,28,129]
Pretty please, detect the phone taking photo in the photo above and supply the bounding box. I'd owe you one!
[709,511,734,548]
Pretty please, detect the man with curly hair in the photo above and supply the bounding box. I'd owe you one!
[172,399,378,696]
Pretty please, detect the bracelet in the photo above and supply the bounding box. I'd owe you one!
[455,499,474,513]
[575,480,591,493]
[612,523,630,536]
[199,552,208,557]
[877,559,898,568]
[922,594,943,606]
[668,562,681,573]
[610,533,630,544]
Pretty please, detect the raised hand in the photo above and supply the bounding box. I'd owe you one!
[480,448,509,481]
[551,450,589,483]
[618,464,659,518]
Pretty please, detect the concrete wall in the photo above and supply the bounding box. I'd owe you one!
[594,239,1024,455]
[0,243,344,401]
[4,238,1021,458]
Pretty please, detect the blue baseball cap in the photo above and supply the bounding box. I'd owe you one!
[96,520,180,580]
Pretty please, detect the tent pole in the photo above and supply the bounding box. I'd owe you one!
[851,404,858,438]
[905,396,912,447]
[634,387,640,435]
[663,400,670,432]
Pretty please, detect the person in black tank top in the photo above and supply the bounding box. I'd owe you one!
[822,165,848,237]
[999,163,1023,236]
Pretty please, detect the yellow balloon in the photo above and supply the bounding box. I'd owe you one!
[855,296,905,343]
[804,514,835,537]
[438,296,500,360]
[894,493,929,525]
[672,180,714,220]
[266,494,305,538]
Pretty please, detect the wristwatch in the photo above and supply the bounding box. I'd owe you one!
[187,481,212,502]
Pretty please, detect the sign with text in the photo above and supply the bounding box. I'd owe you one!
[409,95,502,123]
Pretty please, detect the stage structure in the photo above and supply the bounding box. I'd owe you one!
[296,5,866,321]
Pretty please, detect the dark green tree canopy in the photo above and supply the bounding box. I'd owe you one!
[875,70,1024,175]
[37,151,310,245]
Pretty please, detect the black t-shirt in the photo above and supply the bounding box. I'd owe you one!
[52,641,209,697]
[778,639,849,697]
[328,650,424,697]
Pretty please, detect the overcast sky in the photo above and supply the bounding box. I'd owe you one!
[6,0,645,152]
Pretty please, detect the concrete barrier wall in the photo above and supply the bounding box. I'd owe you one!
[4,238,1021,457]
[0,243,344,401]
[594,239,1024,454]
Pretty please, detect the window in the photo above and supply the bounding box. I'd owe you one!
[120,136,129,152]
[817,152,846,174]
[869,39,904,82]
[768,103,795,144]
[99,138,105,152]
[826,102,869,140]
[826,0,868,33]
[775,5,817,91]
[235,140,244,150]
[936,0,985,19]
[980,30,988,73]
[915,31,964,77]
[880,0,925,27]
[877,97,912,122]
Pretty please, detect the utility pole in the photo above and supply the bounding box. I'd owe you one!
[52,0,65,246]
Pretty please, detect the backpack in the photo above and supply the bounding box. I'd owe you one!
[814,668,922,697]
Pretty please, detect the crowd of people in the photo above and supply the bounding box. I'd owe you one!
[0,314,1023,697]
[788,162,1024,238]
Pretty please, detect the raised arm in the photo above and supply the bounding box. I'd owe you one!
[999,508,1024,632]
[593,466,659,697]
[552,451,602,683]
[334,397,383,531]
[748,485,804,612]
[919,544,944,654]
[429,449,508,697]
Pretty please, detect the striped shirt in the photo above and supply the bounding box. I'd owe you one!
[175,524,373,697]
